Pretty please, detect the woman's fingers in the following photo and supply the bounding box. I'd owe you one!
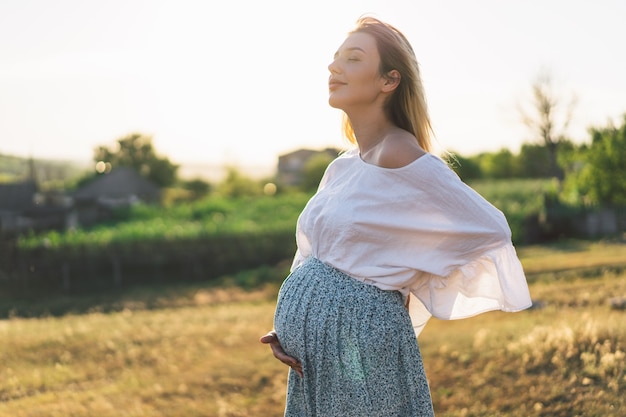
[290,362,303,378]
[260,331,303,377]
[268,341,298,366]
[259,332,277,344]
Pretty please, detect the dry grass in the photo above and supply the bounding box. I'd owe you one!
[420,304,625,417]
[517,238,626,275]
[1,240,626,416]
[0,288,285,417]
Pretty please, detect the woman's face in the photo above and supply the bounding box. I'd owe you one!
[327,32,386,111]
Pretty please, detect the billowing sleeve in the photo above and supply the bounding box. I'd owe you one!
[400,157,532,336]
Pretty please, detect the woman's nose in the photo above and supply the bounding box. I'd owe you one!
[328,59,339,74]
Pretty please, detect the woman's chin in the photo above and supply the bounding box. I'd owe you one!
[327,97,344,110]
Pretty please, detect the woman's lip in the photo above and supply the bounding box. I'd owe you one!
[328,81,345,90]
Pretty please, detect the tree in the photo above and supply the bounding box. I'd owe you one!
[94,133,179,187]
[478,149,518,179]
[443,152,482,181]
[567,115,626,206]
[217,167,264,198]
[516,143,553,178]
[518,70,577,180]
[181,178,212,200]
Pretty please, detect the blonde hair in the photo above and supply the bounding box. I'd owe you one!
[341,16,434,153]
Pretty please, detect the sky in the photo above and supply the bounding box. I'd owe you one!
[0,0,625,178]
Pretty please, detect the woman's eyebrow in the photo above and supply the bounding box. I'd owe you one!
[334,46,366,58]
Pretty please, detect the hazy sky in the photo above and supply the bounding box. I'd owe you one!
[1,0,625,174]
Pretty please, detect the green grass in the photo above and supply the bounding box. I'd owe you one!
[17,193,310,249]
[1,239,625,416]
[469,178,553,216]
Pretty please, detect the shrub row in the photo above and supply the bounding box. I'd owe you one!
[1,230,296,295]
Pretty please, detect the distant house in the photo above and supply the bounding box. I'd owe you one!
[73,167,161,205]
[71,167,161,227]
[0,180,37,212]
[0,180,38,235]
[277,148,341,186]
[0,180,70,235]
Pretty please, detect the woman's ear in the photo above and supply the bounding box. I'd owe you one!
[382,69,401,92]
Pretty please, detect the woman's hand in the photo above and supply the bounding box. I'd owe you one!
[259,330,303,377]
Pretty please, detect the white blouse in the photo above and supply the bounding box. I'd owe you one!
[291,148,533,336]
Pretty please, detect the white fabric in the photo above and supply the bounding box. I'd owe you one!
[291,148,533,336]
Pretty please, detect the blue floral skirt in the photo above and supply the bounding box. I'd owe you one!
[274,257,434,416]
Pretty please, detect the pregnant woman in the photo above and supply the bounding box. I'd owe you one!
[261,16,532,417]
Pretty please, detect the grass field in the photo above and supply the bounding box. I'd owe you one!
[1,239,625,416]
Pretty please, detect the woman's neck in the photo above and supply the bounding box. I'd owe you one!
[348,112,396,156]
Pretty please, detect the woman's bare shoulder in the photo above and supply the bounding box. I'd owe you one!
[375,130,426,169]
